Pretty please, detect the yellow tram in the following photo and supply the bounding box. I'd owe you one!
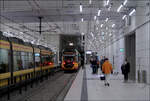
[0,32,56,88]
[61,48,81,71]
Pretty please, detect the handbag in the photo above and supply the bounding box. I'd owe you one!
[100,74,105,80]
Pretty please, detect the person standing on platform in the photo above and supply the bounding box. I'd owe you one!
[81,57,84,69]
[121,58,130,82]
[100,56,105,71]
[102,58,113,86]
[90,57,98,74]
[96,56,100,74]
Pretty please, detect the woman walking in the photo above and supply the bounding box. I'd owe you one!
[102,58,113,86]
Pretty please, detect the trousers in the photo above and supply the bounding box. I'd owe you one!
[104,74,110,84]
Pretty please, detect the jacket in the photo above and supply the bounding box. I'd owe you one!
[102,60,113,74]
[121,62,130,74]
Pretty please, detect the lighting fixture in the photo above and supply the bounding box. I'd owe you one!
[112,24,115,27]
[117,4,123,12]
[89,0,92,4]
[129,9,136,16]
[94,16,97,20]
[98,9,101,16]
[81,32,85,35]
[90,32,94,37]
[105,18,108,22]
[108,6,111,11]
[81,18,84,22]
[109,33,112,36]
[80,3,82,13]
[123,0,128,6]
[101,24,103,28]
[106,27,108,30]
[69,42,74,46]
[106,0,110,5]
[122,15,127,20]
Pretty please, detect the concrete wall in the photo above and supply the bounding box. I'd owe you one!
[99,37,125,73]
[101,2,150,84]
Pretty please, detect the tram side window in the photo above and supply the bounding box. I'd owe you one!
[13,51,22,71]
[41,55,51,66]
[28,52,33,68]
[21,52,33,69]
[50,55,54,63]
[14,51,34,71]
[35,53,40,67]
[0,49,9,73]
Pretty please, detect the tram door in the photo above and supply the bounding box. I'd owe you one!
[125,33,136,81]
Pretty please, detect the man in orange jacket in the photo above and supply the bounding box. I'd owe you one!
[102,58,113,86]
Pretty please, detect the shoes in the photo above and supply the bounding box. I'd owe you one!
[104,83,110,86]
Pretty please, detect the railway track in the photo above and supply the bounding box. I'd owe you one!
[1,70,78,101]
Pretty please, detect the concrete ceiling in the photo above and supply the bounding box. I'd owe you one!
[0,0,148,51]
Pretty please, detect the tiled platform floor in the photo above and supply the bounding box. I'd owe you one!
[65,65,150,101]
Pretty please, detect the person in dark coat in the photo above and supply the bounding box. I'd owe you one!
[90,57,98,74]
[100,56,105,71]
[121,58,130,82]
[81,57,84,69]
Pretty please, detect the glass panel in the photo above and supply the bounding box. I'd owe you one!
[0,48,9,73]
[64,56,75,62]
[13,51,22,71]
[28,52,33,68]
[13,51,34,71]
[41,54,53,66]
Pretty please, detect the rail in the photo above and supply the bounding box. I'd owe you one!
[0,65,61,100]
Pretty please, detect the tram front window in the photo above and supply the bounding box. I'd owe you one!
[0,49,9,73]
[64,56,74,62]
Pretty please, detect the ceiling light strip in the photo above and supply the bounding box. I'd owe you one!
[89,0,92,4]
[112,24,115,27]
[122,15,127,20]
[81,18,84,22]
[80,3,83,13]
[123,0,128,6]
[117,4,123,12]
[94,16,97,20]
[106,0,110,5]
[105,18,109,22]
[98,9,101,16]
[129,9,136,16]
